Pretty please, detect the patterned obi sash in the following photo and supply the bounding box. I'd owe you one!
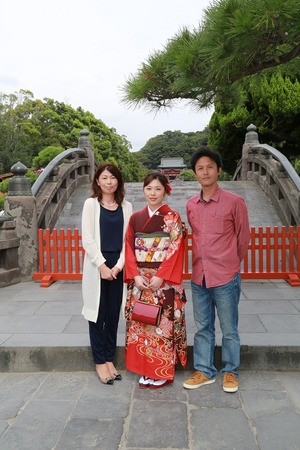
[135,232,170,263]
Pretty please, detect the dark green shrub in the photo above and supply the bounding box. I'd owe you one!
[179,169,232,181]
[0,194,5,210]
[218,171,232,181]
[26,171,39,184]
[179,170,197,181]
[32,146,63,169]
[0,179,10,194]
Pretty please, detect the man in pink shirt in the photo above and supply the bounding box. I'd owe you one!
[183,148,250,393]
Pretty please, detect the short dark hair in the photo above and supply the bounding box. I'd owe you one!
[91,162,125,204]
[190,147,222,172]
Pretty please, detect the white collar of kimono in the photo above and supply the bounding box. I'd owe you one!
[147,205,163,217]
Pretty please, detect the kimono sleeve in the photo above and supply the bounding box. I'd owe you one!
[124,216,140,282]
[156,211,185,285]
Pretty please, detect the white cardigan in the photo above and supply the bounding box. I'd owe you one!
[81,197,133,322]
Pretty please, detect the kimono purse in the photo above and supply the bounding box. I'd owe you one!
[132,300,162,326]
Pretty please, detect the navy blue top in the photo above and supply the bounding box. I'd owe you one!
[100,205,123,252]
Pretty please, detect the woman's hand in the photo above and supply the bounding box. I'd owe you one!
[111,266,120,279]
[99,264,113,280]
[134,275,149,290]
[148,276,163,291]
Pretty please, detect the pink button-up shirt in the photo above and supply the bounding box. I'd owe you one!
[186,186,250,288]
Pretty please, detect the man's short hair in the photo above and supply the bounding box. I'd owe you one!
[191,147,222,172]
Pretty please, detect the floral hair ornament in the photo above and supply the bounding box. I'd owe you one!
[165,183,172,195]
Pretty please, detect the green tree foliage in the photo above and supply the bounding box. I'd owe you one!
[0,90,143,181]
[218,170,232,181]
[179,170,197,181]
[32,146,64,169]
[0,179,10,194]
[179,168,231,181]
[122,0,300,110]
[25,170,39,185]
[209,66,300,172]
[121,0,300,174]
[0,195,5,210]
[134,129,209,170]
[0,90,39,170]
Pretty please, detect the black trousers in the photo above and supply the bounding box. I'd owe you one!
[89,252,123,364]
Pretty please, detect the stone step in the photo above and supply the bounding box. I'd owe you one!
[1,344,299,373]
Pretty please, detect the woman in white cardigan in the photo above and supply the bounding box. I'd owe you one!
[82,163,132,385]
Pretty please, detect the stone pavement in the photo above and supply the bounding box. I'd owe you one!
[0,180,300,448]
[0,278,299,449]
[0,369,300,450]
[0,279,300,372]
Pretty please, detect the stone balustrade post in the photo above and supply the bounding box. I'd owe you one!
[0,217,21,287]
[78,128,94,181]
[241,124,260,180]
[4,161,38,280]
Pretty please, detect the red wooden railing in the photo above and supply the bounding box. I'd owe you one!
[33,228,84,287]
[33,226,300,287]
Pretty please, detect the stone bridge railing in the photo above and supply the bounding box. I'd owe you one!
[2,129,95,282]
[32,129,95,229]
[33,148,89,229]
[233,124,300,227]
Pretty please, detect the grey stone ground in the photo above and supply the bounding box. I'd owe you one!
[0,180,299,449]
[0,279,300,372]
[0,370,300,450]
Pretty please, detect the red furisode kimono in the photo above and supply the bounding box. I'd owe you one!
[124,204,187,380]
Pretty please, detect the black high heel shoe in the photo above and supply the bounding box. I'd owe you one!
[99,375,114,385]
[112,373,122,381]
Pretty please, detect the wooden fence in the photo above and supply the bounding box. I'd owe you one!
[33,226,300,287]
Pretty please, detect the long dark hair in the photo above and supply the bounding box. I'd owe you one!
[143,171,172,195]
[91,162,125,204]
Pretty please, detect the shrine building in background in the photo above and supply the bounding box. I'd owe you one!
[157,157,187,180]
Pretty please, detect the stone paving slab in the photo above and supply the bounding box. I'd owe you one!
[0,370,299,450]
[0,278,300,371]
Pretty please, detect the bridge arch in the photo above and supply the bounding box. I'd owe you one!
[234,124,300,226]
[30,129,96,229]
[32,124,300,229]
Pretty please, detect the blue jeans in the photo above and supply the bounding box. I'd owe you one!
[191,273,241,378]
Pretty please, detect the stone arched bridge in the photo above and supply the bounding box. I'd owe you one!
[1,125,299,286]
[12,125,299,231]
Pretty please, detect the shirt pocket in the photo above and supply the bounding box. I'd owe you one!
[209,215,224,234]
[211,213,233,235]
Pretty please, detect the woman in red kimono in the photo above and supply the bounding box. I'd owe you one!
[124,171,187,389]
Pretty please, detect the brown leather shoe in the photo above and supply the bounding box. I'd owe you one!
[223,373,238,393]
[183,371,215,390]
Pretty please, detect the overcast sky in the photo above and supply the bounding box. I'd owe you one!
[1,0,213,152]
